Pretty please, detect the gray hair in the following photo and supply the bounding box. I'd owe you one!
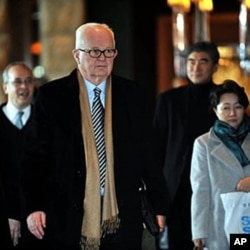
[2,61,32,84]
[75,22,116,49]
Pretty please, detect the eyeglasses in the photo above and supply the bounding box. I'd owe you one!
[9,78,34,85]
[217,104,244,114]
[78,48,117,58]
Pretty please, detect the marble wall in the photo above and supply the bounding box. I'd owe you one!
[0,0,86,103]
[0,0,9,103]
[39,0,85,80]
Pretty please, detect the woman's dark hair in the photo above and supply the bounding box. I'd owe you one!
[209,79,249,110]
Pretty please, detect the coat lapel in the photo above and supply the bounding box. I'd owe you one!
[209,130,246,177]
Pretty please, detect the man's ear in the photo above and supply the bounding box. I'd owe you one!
[72,49,80,64]
[2,83,8,94]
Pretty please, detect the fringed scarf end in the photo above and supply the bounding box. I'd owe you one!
[80,235,100,250]
[101,215,120,237]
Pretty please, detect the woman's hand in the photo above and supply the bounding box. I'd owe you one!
[193,238,205,250]
[236,177,250,192]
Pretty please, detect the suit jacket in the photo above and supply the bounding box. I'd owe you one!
[191,128,250,249]
[0,167,12,249]
[0,104,33,221]
[21,69,168,248]
[154,81,217,210]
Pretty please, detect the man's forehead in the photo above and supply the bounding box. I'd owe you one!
[187,51,211,60]
[9,66,32,75]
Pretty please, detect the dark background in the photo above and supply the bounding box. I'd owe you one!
[6,0,241,107]
[85,0,240,105]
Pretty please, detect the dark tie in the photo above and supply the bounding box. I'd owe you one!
[15,111,24,129]
[91,87,106,190]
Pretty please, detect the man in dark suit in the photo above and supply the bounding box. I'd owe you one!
[154,41,219,250]
[20,22,168,250]
[0,62,35,249]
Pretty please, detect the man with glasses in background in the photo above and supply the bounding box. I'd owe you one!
[21,22,168,250]
[0,62,35,249]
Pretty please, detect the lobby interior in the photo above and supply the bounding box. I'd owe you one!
[0,0,248,108]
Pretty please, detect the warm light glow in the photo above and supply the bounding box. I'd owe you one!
[167,0,191,12]
[176,12,186,50]
[239,4,247,26]
[30,41,42,55]
[245,0,250,8]
[198,0,213,11]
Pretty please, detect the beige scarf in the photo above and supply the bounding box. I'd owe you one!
[77,71,120,250]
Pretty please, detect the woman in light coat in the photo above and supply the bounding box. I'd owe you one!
[191,79,250,249]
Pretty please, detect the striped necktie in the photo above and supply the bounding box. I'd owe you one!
[91,87,106,191]
[15,111,24,129]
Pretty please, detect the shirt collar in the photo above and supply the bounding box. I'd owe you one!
[84,78,106,95]
[4,102,31,121]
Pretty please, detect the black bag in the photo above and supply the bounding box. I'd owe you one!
[139,179,160,236]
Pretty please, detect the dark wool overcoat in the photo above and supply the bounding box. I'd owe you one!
[21,69,168,249]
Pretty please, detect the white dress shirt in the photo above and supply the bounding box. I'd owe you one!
[2,102,31,128]
[84,78,106,109]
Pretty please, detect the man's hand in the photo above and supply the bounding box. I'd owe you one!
[8,218,21,246]
[27,211,46,239]
[156,215,166,232]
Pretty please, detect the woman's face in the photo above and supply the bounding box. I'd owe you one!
[213,93,245,129]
